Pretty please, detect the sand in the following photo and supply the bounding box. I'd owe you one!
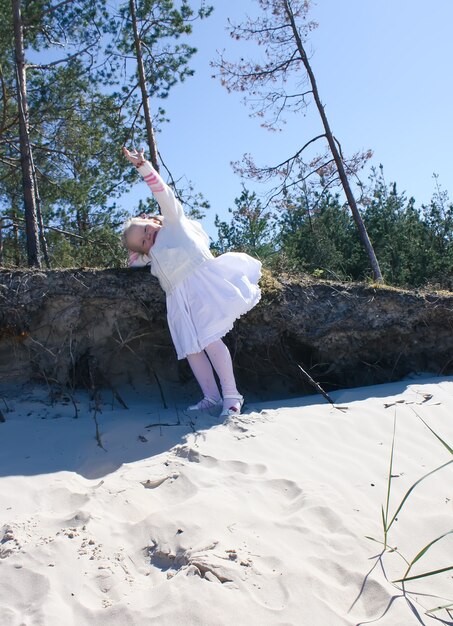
[0,375,452,625]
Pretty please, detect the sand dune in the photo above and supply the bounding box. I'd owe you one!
[0,376,452,625]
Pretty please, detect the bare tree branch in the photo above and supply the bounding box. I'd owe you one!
[27,41,99,70]
[3,214,116,246]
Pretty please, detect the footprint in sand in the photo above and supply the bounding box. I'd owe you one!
[173,445,267,475]
[302,504,356,537]
[37,487,90,514]
[217,475,306,521]
[0,524,24,559]
[63,510,92,528]
[141,473,179,489]
[146,538,250,587]
[140,472,198,506]
[253,477,306,516]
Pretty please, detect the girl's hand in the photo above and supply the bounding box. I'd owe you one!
[122,146,146,168]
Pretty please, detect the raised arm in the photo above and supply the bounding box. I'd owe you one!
[122,147,183,221]
[137,161,184,222]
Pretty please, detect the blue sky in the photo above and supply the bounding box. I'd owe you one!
[123,0,453,239]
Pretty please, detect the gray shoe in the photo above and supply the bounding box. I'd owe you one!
[219,395,244,418]
[187,396,222,415]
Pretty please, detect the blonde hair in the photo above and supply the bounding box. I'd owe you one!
[121,215,163,252]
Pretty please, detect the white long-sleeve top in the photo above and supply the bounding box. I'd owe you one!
[129,161,214,294]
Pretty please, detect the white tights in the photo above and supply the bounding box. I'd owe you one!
[186,339,240,403]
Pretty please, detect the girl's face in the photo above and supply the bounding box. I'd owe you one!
[127,218,162,254]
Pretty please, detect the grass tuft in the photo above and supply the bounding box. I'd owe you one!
[370,400,453,614]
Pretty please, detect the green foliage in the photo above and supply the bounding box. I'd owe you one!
[362,168,453,287]
[0,0,212,268]
[212,187,276,259]
[45,220,128,268]
[217,168,452,290]
[277,191,365,280]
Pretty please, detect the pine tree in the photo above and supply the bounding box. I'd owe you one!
[213,187,276,258]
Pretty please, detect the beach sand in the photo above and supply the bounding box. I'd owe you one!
[0,376,452,625]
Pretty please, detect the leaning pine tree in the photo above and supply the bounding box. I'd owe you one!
[213,0,383,282]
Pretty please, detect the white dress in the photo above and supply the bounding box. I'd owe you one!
[167,251,262,359]
[130,161,262,359]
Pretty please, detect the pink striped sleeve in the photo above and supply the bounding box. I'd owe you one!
[137,161,183,221]
[142,169,165,193]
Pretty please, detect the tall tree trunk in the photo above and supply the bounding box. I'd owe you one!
[284,0,383,283]
[129,0,160,173]
[0,221,3,266]
[12,0,41,268]
[30,148,50,267]
[11,203,20,265]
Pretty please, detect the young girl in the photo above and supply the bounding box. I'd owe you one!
[122,147,262,418]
